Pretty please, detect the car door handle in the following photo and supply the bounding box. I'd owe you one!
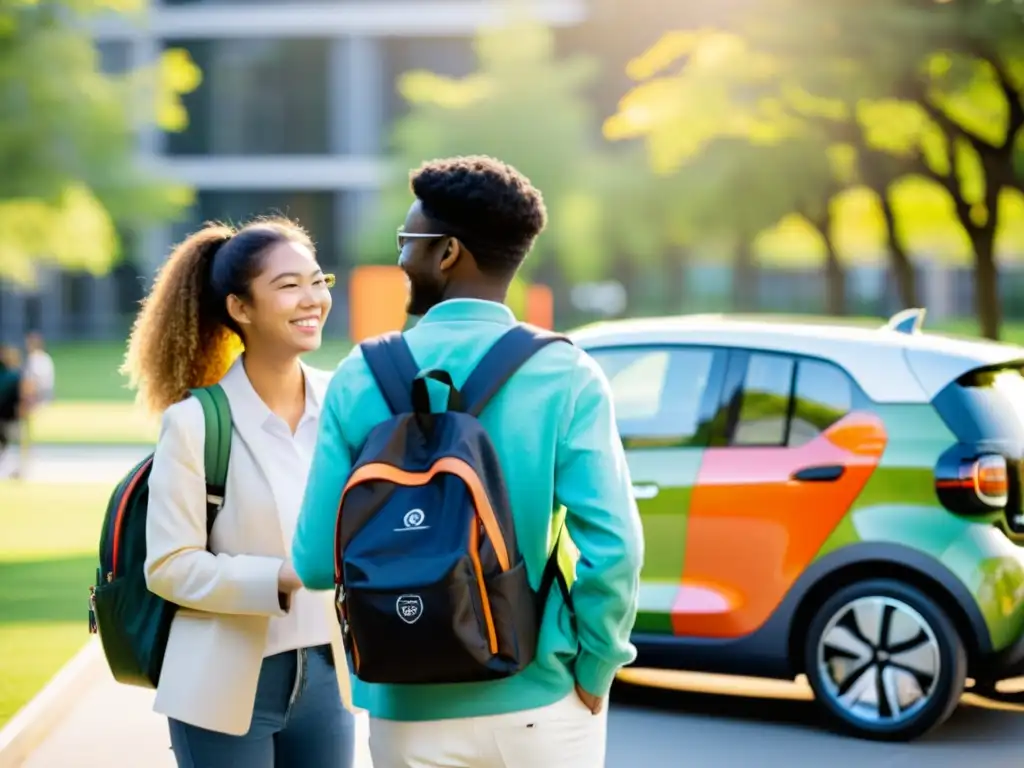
[632,483,660,500]
[791,464,845,482]
[786,462,843,481]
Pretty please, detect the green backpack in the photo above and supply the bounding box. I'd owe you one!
[89,385,232,689]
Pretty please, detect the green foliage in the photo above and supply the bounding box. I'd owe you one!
[0,0,201,284]
[360,6,669,282]
[605,4,1024,271]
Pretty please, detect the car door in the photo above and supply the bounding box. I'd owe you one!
[677,349,886,639]
[587,344,727,635]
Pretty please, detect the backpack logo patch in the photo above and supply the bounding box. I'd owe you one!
[396,508,429,532]
[396,594,424,624]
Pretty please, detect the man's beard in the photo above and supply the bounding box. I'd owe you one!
[406,277,446,317]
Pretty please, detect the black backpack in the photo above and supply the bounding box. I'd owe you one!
[89,385,232,688]
[333,324,574,685]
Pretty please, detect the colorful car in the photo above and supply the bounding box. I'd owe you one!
[571,308,1024,742]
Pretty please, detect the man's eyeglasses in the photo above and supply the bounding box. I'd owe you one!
[396,230,447,255]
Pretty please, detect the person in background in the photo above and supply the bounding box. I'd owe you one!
[0,345,32,479]
[24,332,54,404]
[17,332,54,475]
[121,216,356,767]
[293,155,643,767]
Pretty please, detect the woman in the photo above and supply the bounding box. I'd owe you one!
[121,217,356,767]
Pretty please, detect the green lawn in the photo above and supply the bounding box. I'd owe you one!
[31,339,354,445]
[0,483,110,728]
[29,317,1024,445]
[31,401,159,446]
[48,338,354,402]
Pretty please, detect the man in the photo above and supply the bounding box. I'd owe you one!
[293,155,643,767]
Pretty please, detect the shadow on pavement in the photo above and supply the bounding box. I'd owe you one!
[611,678,823,731]
[611,677,1024,746]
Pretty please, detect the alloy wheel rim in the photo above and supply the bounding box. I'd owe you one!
[816,596,941,725]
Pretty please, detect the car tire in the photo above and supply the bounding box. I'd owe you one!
[803,578,967,742]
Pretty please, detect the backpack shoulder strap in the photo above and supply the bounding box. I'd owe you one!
[360,332,420,415]
[188,384,232,536]
[461,324,573,418]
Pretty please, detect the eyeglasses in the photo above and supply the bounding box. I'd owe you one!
[396,230,447,255]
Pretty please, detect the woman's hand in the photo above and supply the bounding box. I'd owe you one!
[277,560,304,593]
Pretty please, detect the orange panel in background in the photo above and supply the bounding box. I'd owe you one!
[348,266,408,343]
[525,284,554,330]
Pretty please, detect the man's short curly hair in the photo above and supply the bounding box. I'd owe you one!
[409,155,547,276]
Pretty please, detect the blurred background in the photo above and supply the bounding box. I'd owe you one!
[2,1,1024,755]
[2,0,1024,391]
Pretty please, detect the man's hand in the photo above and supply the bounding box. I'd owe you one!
[575,681,603,715]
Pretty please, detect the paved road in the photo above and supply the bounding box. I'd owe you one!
[24,662,1024,767]
[607,672,1024,767]
[2,444,151,484]
[15,446,1024,765]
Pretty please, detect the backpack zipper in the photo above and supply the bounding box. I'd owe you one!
[108,457,153,579]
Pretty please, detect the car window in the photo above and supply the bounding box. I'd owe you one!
[733,352,795,446]
[590,346,716,446]
[788,359,853,447]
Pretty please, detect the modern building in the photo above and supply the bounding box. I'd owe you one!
[0,1,999,342]
[0,0,588,341]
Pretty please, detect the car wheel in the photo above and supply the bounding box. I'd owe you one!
[803,578,967,742]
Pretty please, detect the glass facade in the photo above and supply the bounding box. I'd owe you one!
[96,41,132,75]
[164,39,331,156]
[380,37,477,126]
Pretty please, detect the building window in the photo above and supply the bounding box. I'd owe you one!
[380,37,477,127]
[162,0,338,5]
[164,39,330,156]
[171,191,342,269]
[96,41,131,75]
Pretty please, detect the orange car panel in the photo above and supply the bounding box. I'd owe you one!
[673,411,888,638]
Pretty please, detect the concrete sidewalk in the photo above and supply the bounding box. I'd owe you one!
[20,646,373,767]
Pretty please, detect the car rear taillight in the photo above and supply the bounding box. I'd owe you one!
[936,453,1009,514]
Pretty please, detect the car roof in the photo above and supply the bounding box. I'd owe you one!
[568,313,1024,403]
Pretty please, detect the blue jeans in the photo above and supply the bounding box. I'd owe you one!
[168,644,355,768]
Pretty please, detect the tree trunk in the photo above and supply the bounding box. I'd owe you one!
[661,246,688,315]
[879,187,919,308]
[822,230,847,316]
[731,236,757,312]
[804,203,847,316]
[933,138,1009,340]
[973,224,1001,340]
[611,251,636,318]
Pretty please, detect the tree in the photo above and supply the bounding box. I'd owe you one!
[0,0,201,284]
[722,0,1024,338]
[360,9,672,314]
[606,4,1024,337]
[604,32,852,313]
